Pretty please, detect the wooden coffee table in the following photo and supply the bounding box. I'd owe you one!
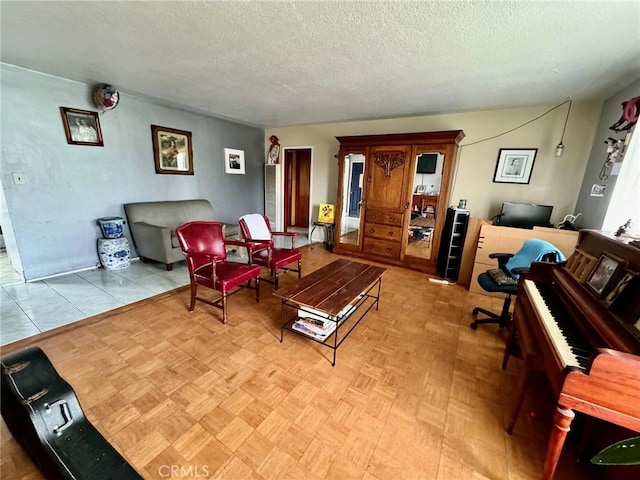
[275,258,386,365]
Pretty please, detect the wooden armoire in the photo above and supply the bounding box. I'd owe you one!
[333,130,464,273]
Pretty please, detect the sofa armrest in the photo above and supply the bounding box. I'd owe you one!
[129,222,173,258]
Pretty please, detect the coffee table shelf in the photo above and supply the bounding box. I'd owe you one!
[275,259,385,366]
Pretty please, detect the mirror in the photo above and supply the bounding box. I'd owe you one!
[338,153,365,246]
[406,151,444,260]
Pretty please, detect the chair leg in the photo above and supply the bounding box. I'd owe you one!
[297,260,302,279]
[166,263,173,271]
[499,295,512,328]
[274,270,279,290]
[189,283,197,311]
[255,277,260,303]
[222,291,228,324]
[470,295,512,329]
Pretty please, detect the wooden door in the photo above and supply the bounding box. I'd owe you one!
[366,146,413,212]
[284,148,311,228]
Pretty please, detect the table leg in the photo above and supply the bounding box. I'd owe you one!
[332,329,337,367]
[310,224,318,249]
[280,299,285,342]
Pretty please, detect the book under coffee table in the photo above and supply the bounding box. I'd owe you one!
[274,258,386,366]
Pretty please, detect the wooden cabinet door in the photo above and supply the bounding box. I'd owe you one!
[365,146,413,211]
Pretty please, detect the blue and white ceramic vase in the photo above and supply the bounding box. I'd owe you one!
[97,217,125,239]
[97,237,131,270]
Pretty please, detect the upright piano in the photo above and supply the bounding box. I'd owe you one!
[503,230,640,480]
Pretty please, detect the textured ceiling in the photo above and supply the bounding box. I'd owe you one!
[1,1,639,128]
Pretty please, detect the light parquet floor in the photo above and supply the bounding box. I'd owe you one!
[1,247,596,479]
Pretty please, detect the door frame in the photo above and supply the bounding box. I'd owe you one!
[279,146,314,234]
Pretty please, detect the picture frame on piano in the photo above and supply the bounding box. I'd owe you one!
[586,253,628,297]
[605,271,636,306]
[605,270,640,335]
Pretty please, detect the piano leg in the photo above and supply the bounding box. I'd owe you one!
[502,320,519,370]
[506,366,531,434]
[542,406,575,480]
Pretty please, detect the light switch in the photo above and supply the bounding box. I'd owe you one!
[12,172,26,185]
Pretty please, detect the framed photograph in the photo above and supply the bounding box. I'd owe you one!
[605,271,636,305]
[586,253,627,297]
[151,125,193,175]
[492,148,537,184]
[224,148,245,174]
[60,107,103,146]
[415,185,426,194]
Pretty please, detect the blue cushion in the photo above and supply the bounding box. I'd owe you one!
[505,238,565,279]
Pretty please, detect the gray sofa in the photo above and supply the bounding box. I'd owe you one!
[124,199,230,271]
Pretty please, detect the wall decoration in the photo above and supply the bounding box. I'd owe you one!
[590,184,606,197]
[93,83,120,112]
[60,107,103,146]
[492,148,537,184]
[267,135,280,164]
[224,148,245,174]
[151,125,193,175]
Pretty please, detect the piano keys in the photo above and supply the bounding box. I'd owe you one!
[503,230,640,480]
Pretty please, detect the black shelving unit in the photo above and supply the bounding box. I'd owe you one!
[436,207,470,280]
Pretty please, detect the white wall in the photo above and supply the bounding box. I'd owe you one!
[266,101,602,226]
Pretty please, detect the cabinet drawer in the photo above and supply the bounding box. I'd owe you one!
[365,209,404,227]
[363,238,401,259]
[364,223,403,241]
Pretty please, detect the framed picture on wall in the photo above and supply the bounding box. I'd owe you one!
[493,148,537,184]
[60,107,103,146]
[224,148,245,174]
[151,125,194,175]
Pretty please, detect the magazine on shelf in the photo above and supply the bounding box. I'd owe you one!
[293,302,358,340]
[292,321,335,340]
[297,297,361,324]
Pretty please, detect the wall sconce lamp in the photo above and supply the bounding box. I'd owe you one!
[555,99,572,157]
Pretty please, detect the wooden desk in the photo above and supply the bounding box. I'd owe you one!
[275,259,386,365]
[412,194,438,215]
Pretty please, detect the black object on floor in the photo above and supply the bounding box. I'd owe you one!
[1,346,142,480]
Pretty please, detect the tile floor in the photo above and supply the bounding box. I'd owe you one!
[0,230,310,347]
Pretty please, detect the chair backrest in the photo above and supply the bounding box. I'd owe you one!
[506,238,565,278]
[175,222,227,264]
[239,214,273,242]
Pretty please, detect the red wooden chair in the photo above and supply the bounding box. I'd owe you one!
[175,221,260,324]
[238,214,302,290]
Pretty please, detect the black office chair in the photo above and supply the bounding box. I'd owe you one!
[470,239,564,329]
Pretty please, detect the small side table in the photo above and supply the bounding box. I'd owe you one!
[310,222,335,251]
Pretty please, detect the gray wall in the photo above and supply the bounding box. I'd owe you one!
[574,78,639,229]
[1,64,265,280]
